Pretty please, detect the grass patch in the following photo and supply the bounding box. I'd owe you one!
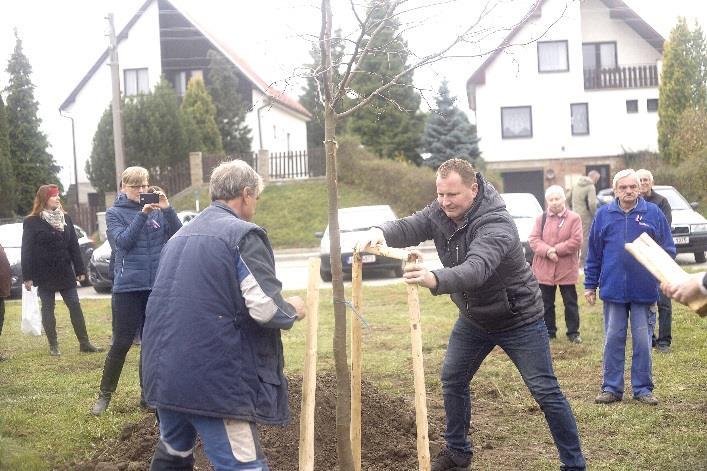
[0,286,706,469]
[170,180,391,249]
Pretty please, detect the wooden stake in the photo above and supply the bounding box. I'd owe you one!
[351,251,363,471]
[299,257,321,471]
[407,263,431,471]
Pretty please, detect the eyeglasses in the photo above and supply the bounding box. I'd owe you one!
[127,184,150,189]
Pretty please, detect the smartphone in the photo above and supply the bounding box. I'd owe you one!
[139,192,160,205]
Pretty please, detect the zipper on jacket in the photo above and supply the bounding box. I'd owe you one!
[120,256,125,277]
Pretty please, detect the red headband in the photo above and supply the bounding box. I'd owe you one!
[47,187,60,197]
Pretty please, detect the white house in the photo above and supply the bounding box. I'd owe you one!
[60,0,311,204]
[466,0,664,204]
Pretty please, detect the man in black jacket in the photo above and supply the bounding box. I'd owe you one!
[358,159,585,471]
[637,169,673,353]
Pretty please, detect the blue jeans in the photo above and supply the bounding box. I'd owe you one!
[601,302,654,398]
[442,317,585,469]
[151,408,269,471]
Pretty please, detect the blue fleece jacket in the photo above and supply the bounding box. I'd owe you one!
[584,197,675,304]
[106,193,182,293]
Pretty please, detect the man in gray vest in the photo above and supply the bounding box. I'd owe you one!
[637,169,673,353]
[572,170,600,265]
[142,160,306,470]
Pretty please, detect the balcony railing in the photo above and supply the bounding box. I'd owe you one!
[583,64,659,90]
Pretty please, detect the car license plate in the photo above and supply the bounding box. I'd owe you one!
[673,236,689,245]
[346,254,376,264]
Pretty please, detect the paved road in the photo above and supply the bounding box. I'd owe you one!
[73,247,705,299]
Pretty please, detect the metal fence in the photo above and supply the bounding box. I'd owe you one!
[151,159,192,196]
[203,148,325,180]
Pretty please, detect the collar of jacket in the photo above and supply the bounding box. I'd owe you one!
[608,196,646,215]
[211,200,243,220]
[548,207,568,218]
[114,192,141,209]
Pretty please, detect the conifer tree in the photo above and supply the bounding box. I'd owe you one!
[658,18,707,163]
[345,1,424,164]
[0,96,15,217]
[181,76,223,154]
[206,50,251,154]
[4,31,61,214]
[421,81,480,169]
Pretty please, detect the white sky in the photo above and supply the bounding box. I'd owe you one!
[0,0,705,188]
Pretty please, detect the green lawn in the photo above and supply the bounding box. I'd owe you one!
[0,286,706,470]
[171,179,390,249]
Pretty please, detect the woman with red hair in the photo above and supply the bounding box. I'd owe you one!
[21,184,102,356]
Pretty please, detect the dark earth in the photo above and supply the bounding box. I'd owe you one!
[65,373,447,470]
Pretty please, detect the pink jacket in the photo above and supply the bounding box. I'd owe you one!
[528,208,582,285]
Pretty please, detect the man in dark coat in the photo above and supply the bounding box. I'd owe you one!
[358,158,585,471]
[0,243,10,361]
[637,169,673,353]
[142,160,305,470]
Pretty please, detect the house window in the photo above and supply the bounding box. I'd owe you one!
[582,42,617,70]
[626,100,638,113]
[570,103,589,135]
[124,68,149,96]
[174,70,204,96]
[647,98,658,112]
[501,106,533,139]
[537,41,569,72]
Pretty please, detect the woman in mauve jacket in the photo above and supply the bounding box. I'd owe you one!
[91,167,181,416]
[528,185,583,343]
[21,184,102,356]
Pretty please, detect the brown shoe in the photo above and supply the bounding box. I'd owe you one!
[635,393,659,406]
[595,391,621,404]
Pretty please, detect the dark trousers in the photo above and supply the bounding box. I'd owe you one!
[540,284,580,339]
[652,293,672,347]
[37,286,90,347]
[99,290,150,394]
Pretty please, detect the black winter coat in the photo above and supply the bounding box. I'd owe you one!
[21,214,84,291]
[379,173,543,333]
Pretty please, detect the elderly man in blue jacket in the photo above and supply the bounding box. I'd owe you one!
[142,160,306,471]
[584,169,675,406]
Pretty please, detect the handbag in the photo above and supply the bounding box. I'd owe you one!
[21,286,43,336]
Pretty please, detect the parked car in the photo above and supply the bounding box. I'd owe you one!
[88,210,200,293]
[316,205,403,282]
[591,185,706,263]
[499,193,544,265]
[0,222,96,297]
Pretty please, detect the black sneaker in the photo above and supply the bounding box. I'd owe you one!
[431,447,471,471]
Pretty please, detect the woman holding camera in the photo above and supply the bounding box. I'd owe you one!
[21,184,102,356]
[92,167,182,415]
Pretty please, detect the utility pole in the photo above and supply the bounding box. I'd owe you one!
[106,13,125,192]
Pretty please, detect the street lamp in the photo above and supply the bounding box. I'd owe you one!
[59,111,80,211]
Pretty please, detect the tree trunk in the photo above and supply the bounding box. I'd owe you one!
[325,101,355,471]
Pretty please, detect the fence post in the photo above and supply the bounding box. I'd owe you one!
[189,152,203,186]
[258,149,270,182]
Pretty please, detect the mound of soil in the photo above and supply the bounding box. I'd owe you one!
[67,373,444,470]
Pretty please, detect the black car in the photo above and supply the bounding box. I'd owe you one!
[0,222,96,297]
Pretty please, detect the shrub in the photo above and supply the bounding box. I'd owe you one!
[337,136,436,216]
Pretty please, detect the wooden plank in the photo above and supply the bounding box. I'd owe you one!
[625,233,707,316]
[351,252,363,471]
[363,244,412,261]
[407,269,431,471]
[298,257,321,471]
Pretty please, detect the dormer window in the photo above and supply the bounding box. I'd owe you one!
[582,42,617,70]
[174,70,204,96]
[537,41,569,73]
